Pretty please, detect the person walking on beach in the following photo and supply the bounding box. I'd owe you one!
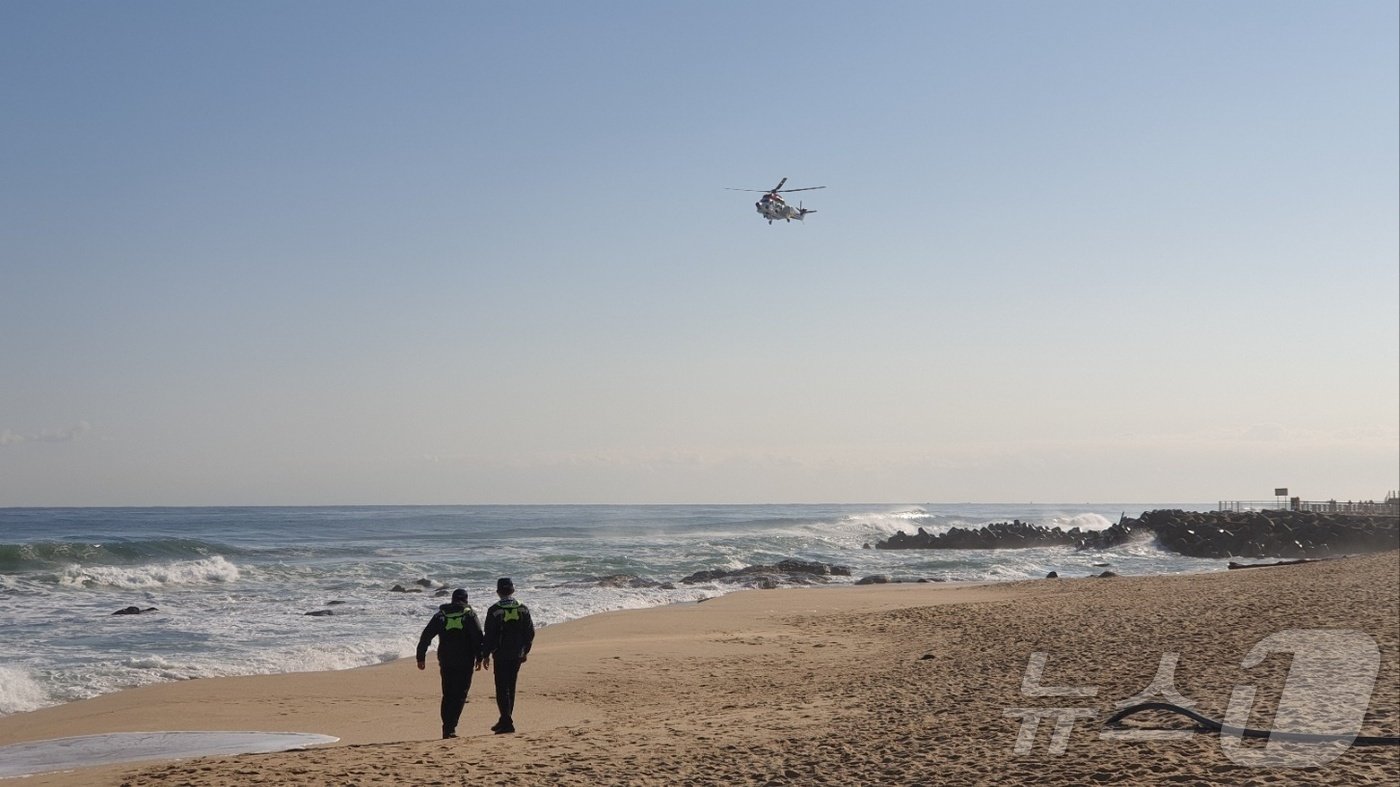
[480,577,535,734]
[416,588,484,739]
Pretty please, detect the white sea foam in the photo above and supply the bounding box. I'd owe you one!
[0,664,49,715]
[260,640,408,674]
[57,556,241,589]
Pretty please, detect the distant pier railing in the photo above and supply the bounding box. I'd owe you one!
[1218,494,1399,516]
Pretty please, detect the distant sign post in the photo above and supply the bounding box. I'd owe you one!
[1274,488,1289,510]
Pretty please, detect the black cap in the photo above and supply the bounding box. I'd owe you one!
[496,577,514,594]
[451,588,468,603]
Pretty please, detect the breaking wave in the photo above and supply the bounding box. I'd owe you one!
[55,556,242,589]
[0,539,237,572]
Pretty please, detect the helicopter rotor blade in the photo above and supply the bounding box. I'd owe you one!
[772,177,788,192]
[724,188,772,192]
[776,186,826,193]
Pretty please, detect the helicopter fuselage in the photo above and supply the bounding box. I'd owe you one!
[755,194,814,224]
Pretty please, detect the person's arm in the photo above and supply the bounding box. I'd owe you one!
[468,612,486,666]
[480,606,499,668]
[416,614,441,670]
[520,606,536,659]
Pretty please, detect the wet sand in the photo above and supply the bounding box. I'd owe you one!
[2,551,1396,785]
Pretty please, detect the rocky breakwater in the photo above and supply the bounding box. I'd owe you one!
[1123,509,1399,559]
[874,510,1398,559]
[875,520,1133,551]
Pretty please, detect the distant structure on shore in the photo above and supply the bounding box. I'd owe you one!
[1217,489,1399,517]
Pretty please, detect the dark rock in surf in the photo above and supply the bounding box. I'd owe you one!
[590,574,665,589]
[304,609,334,616]
[113,606,157,615]
[855,575,890,585]
[678,559,852,587]
[774,559,851,577]
[679,569,729,584]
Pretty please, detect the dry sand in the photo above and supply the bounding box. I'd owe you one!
[2,551,1397,786]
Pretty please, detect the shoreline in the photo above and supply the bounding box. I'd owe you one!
[2,551,1396,785]
[2,566,1180,724]
[2,545,1342,725]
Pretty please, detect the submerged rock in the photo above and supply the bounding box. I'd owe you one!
[589,574,666,589]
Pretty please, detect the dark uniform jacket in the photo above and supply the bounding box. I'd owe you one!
[416,602,484,668]
[483,598,535,661]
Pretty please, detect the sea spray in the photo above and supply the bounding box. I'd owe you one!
[0,665,48,715]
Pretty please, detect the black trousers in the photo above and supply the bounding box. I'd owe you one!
[493,658,522,724]
[439,665,473,733]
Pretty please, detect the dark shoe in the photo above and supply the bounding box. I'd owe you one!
[493,725,514,734]
[443,730,457,739]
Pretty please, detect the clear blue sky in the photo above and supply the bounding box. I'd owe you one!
[2,1,1396,505]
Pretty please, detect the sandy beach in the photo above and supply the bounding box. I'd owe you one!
[2,551,1396,786]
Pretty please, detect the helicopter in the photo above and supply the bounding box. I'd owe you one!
[726,177,826,224]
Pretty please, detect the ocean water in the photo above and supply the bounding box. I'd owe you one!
[0,503,1217,717]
